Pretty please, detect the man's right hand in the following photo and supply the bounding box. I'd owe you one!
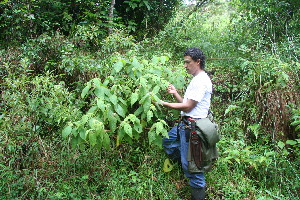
[167,84,177,94]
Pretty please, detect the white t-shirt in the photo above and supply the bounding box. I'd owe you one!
[181,71,212,118]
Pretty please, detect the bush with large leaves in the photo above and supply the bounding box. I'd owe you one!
[62,54,187,149]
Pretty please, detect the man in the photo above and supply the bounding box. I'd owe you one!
[161,48,212,200]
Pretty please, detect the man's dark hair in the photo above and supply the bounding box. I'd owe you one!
[184,48,206,69]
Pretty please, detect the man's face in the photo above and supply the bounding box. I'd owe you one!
[183,56,200,76]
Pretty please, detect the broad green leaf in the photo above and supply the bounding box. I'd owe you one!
[133,123,142,133]
[108,114,117,132]
[143,97,151,112]
[156,122,164,135]
[82,129,90,140]
[103,79,110,86]
[152,94,161,104]
[160,128,169,138]
[147,110,153,122]
[139,77,148,88]
[95,86,107,98]
[123,123,132,138]
[97,98,106,112]
[115,104,126,118]
[81,115,89,124]
[152,85,160,94]
[134,106,143,116]
[148,129,156,144]
[89,118,98,128]
[94,121,104,132]
[286,140,297,145]
[149,68,162,77]
[81,82,91,98]
[75,127,85,138]
[118,97,127,105]
[126,114,139,123]
[139,92,150,103]
[152,56,159,64]
[71,136,79,148]
[92,78,101,87]
[224,105,240,115]
[163,158,173,172]
[62,126,72,138]
[113,60,123,73]
[89,131,98,146]
[109,94,118,105]
[80,129,86,140]
[277,141,285,149]
[153,135,163,148]
[87,106,98,114]
[160,56,169,64]
[132,58,141,68]
[131,92,139,106]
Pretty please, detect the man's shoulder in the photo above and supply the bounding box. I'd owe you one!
[191,72,211,84]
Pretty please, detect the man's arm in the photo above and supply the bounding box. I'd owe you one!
[161,98,197,113]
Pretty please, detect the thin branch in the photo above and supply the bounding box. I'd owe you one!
[180,0,210,24]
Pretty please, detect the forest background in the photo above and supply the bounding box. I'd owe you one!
[1,0,300,199]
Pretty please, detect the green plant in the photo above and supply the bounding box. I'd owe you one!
[1,58,82,171]
[62,55,186,149]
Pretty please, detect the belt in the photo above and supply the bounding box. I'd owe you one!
[180,116,202,125]
[178,116,199,142]
[181,116,202,120]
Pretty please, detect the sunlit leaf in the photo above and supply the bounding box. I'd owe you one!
[97,98,106,112]
[132,57,141,68]
[92,78,101,87]
[152,85,160,94]
[147,110,153,122]
[95,86,107,98]
[108,114,117,132]
[109,94,118,105]
[134,106,143,116]
[133,123,142,133]
[163,158,173,172]
[152,56,159,64]
[89,131,98,146]
[277,141,285,149]
[142,97,151,112]
[81,82,91,98]
[225,105,240,115]
[286,140,297,146]
[62,126,72,138]
[115,104,126,118]
[155,121,164,135]
[148,129,156,144]
[123,123,132,138]
[131,92,139,106]
[113,60,123,73]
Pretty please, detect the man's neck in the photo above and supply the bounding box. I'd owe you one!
[193,69,204,77]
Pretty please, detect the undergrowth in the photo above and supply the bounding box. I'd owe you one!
[1,0,300,199]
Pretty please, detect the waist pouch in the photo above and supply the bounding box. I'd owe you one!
[187,118,219,173]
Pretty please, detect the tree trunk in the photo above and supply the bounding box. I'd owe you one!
[109,0,116,35]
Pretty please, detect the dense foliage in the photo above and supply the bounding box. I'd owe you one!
[0,0,181,46]
[1,0,299,199]
[115,0,181,38]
